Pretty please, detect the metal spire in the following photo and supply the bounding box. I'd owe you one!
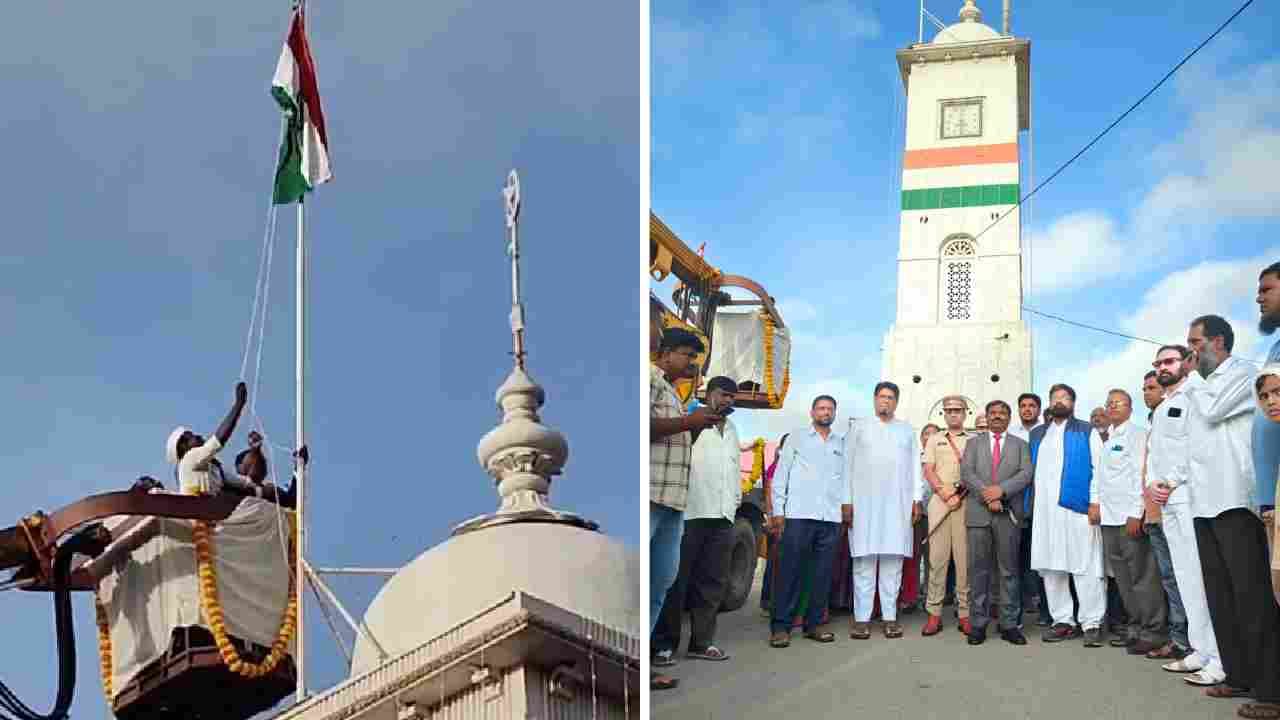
[504,169,526,370]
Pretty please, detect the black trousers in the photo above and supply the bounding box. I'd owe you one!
[771,519,839,634]
[1194,509,1280,702]
[653,518,735,653]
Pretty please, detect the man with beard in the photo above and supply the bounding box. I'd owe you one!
[846,382,924,640]
[653,376,741,666]
[961,400,1033,646]
[768,395,849,648]
[1255,263,1280,554]
[1029,384,1107,646]
[1094,389,1168,656]
[1140,368,1191,661]
[1148,344,1223,680]
[1177,315,1280,710]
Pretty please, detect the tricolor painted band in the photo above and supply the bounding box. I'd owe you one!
[902,142,1018,169]
[901,184,1019,211]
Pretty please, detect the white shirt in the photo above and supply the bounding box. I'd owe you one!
[1008,421,1040,444]
[1187,355,1257,518]
[772,425,849,523]
[847,417,923,557]
[178,435,225,495]
[685,418,742,522]
[1090,420,1147,526]
[1146,373,1202,505]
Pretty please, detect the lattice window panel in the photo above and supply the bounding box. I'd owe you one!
[945,261,972,320]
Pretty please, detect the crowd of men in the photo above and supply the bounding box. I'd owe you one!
[649,262,1280,719]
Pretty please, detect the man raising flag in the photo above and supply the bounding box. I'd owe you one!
[272,2,332,205]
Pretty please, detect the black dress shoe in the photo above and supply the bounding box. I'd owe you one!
[967,627,987,645]
[1000,628,1028,645]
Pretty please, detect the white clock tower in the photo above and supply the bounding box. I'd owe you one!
[882,0,1033,430]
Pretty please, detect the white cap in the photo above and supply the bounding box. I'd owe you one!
[166,426,190,465]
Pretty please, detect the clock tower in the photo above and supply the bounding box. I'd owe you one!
[882,0,1033,430]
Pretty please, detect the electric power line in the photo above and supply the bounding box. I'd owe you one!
[973,0,1255,245]
[1023,306,1266,366]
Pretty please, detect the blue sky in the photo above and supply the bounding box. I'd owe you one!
[653,0,1280,441]
[0,2,636,717]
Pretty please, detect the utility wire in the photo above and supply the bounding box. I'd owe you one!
[974,0,1254,245]
[1024,306,1265,366]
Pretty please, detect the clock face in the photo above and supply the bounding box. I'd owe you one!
[941,100,982,139]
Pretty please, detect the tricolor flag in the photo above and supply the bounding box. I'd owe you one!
[271,6,331,205]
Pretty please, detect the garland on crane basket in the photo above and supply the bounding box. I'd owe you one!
[192,511,299,678]
[742,439,765,495]
[760,311,790,409]
[94,600,112,702]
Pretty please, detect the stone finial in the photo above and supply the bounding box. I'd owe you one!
[959,0,982,22]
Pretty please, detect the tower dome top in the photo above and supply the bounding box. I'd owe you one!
[933,0,1002,44]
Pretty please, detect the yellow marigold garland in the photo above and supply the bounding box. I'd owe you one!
[94,599,113,702]
[742,438,765,495]
[760,312,791,409]
[192,511,298,679]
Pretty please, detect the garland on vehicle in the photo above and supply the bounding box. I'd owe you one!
[761,311,790,409]
[192,512,298,678]
[94,600,113,702]
[743,438,765,495]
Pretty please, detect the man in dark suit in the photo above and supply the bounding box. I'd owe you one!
[961,399,1034,645]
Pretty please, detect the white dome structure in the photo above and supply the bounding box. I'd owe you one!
[350,522,638,675]
[933,0,1002,44]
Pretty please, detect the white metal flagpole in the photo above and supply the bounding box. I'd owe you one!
[295,195,307,703]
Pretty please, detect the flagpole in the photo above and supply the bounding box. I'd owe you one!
[295,194,307,703]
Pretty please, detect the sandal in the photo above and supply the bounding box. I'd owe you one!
[688,646,730,661]
[651,672,679,691]
[1184,671,1226,686]
[1205,685,1252,699]
[849,622,870,640]
[1145,643,1179,660]
[803,630,836,643]
[770,632,791,648]
[652,649,675,668]
[884,622,904,639]
[1239,703,1280,719]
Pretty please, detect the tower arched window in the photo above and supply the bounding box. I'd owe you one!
[941,237,976,321]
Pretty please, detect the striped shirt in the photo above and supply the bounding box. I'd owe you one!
[650,364,692,510]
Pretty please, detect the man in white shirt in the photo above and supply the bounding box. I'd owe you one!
[1093,389,1167,656]
[1181,315,1280,704]
[167,382,249,495]
[847,382,924,641]
[769,395,850,648]
[1140,368,1191,661]
[1009,392,1047,626]
[1147,344,1223,683]
[653,376,741,664]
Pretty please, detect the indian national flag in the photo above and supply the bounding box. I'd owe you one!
[271,7,331,205]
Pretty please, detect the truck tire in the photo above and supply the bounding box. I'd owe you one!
[719,517,759,612]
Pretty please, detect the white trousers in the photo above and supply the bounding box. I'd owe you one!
[1042,570,1106,630]
[1163,503,1223,675]
[853,554,903,622]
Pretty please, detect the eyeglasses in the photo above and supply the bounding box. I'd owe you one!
[943,408,965,413]
[1152,357,1181,368]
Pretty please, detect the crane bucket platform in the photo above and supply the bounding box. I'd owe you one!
[649,212,791,410]
[1,490,298,720]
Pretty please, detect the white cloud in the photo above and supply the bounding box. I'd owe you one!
[1029,55,1280,298]
[1025,211,1128,294]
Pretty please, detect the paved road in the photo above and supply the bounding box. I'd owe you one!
[652,571,1247,720]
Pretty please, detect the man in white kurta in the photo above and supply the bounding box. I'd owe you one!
[846,382,923,639]
[1030,384,1107,645]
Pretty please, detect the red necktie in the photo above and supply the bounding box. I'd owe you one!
[991,433,1002,483]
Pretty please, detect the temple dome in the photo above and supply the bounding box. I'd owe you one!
[932,0,1002,44]
[350,522,638,676]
